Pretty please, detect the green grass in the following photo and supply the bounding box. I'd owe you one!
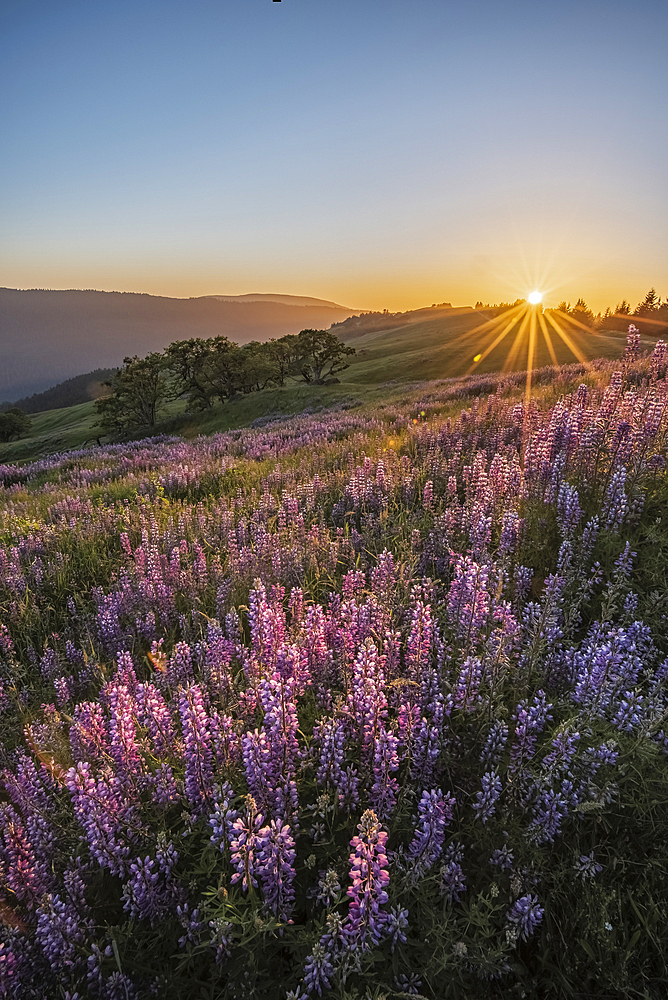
[1,311,655,465]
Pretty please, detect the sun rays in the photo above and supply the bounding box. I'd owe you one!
[454,296,602,438]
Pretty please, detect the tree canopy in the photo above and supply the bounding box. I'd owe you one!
[0,407,32,442]
[96,329,355,435]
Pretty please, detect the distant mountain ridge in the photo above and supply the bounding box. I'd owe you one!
[0,287,358,401]
[0,368,117,414]
[206,293,353,309]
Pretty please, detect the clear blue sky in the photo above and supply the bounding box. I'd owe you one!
[1,0,666,311]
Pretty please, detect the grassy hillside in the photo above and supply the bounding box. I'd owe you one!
[338,309,658,384]
[2,310,655,465]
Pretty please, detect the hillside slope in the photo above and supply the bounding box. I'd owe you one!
[0,288,356,401]
[338,309,657,384]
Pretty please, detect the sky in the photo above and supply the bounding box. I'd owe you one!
[1,0,666,313]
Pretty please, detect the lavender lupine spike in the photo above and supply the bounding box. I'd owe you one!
[509,691,553,775]
[256,819,297,923]
[228,797,263,893]
[472,771,502,823]
[35,893,89,972]
[108,683,140,783]
[179,684,214,817]
[407,788,454,874]
[65,762,139,876]
[405,599,433,685]
[347,641,387,762]
[344,809,390,950]
[315,717,346,790]
[454,656,483,712]
[506,894,544,942]
[369,728,400,821]
[0,802,54,906]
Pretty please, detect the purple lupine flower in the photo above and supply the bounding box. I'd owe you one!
[446,554,491,650]
[228,797,263,892]
[303,942,335,996]
[258,669,300,823]
[241,729,273,814]
[135,683,175,758]
[0,802,53,906]
[557,482,582,538]
[454,655,483,711]
[179,684,214,816]
[528,787,568,844]
[176,903,204,948]
[369,728,400,821]
[344,809,390,950]
[506,894,544,942]
[541,729,580,775]
[440,845,467,904]
[405,599,433,685]
[574,852,603,880]
[472,771,502,823]
[316,868,341,908]
[66,762,139,876]
[490,844,514,871]
[480,719,508,766]
[386,906,409,953]
[121,838,179,925]
[407,788,454,874]
[509,690,553,774]
[209,918,234,964]
[70,700,110,765]
[209,781,236,851]
[315,717,346,790]
[347,641,387,761]
[337,766,360,813]
[108,682,140,783]
[256,819,296,923]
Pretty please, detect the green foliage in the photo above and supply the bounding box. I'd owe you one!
[95,352,169,432]
[0,406,32,441]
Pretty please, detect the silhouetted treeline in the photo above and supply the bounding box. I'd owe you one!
[554,288,668,333]
[96,329,355,434]
[0,368,118,414]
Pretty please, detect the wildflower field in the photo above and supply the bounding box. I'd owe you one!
[1,327,667,999]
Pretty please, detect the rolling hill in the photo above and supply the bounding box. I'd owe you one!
[0,288,357,401]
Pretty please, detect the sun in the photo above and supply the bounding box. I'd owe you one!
[528,291,543,305]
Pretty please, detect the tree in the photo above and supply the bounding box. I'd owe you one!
[635,288,660,317]
[96,353,168,434]
[163,338,223,410]
[571,298,595,327]
[556,301,571,314]
[615,299,631,316]
[291,329,355,384]
[0,408,32,442]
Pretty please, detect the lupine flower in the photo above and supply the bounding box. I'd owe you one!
[574,851,603,880]
[344,809,390,950]
[407,788,454,874]
[506,894,544,941]
[179,684,214,816]
[490,844,514,871]
[228,797,263,892]
[256,819,296,923]
[208,918,234,963]
[528,787,569,844]
[369,728,400,820]
[316,868,341,908]
[472,771,502,823]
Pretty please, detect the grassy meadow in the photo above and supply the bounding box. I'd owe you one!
[0,328,667,999]
[0,311,659,466]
